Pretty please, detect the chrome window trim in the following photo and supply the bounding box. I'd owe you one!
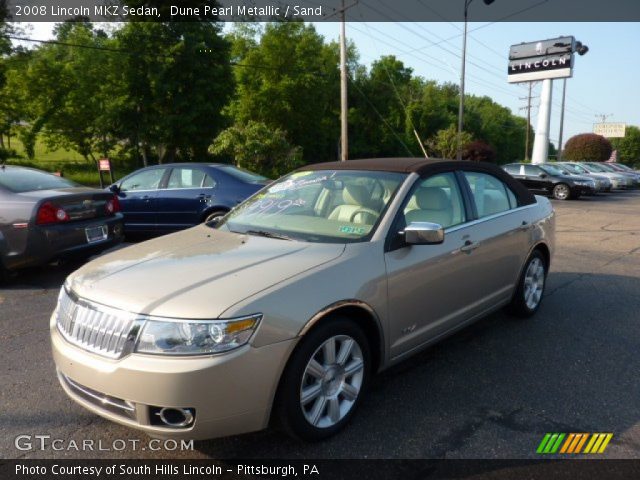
[445,203,537,234]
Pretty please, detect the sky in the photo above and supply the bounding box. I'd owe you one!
[18,21,640,151]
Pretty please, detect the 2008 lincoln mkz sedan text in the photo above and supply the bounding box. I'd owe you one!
[50,158,555,441]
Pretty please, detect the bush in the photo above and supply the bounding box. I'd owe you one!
[0,147,19,161]
[462,141,497,163]
[563,133,613,162]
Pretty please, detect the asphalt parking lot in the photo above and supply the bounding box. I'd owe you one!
[2,190,640,460]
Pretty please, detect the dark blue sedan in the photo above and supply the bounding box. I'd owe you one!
[110,163,268,235]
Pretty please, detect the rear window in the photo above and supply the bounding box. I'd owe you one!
[216,165,268,183]
[0,167,78,193]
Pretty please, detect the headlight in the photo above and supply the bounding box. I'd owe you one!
[135,314,262,355]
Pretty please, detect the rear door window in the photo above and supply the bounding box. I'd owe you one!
[166,167,207,189]
[463,172,515,217]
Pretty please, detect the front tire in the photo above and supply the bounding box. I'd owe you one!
[276,317,370,441]
[552,183,572,200]
[507,250,548,318]
[203,210,228,225]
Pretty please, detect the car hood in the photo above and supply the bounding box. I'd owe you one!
[67,225,346,318]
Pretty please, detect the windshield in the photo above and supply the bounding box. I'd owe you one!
[539,164,565,176]
[559,163,585,174]
[0,167,78,193]
[217,170,407,243]
[592,163,614,172]
[216,165,268,183]
[584,163,605,172]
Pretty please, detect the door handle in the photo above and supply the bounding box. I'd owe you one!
[518,221,532,231]
[460,240,479,253]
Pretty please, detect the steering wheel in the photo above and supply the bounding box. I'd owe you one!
[349,208,379,224]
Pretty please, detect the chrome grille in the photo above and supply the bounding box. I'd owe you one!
[56,288,140,359]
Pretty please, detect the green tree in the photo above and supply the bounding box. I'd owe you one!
[427,125,472,159]
[563,133,613,162]
[210,121,303,178]
[227,21,340,163]
[111,21,233,164]
[610,126,640,166]
[3,22,116,161]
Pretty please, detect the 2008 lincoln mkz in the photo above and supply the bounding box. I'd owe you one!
[51,158,555,441]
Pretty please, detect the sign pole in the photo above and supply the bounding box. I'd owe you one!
[531,78,553,165]
[557,78,567,161]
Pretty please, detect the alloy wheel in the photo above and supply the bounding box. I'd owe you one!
[300,335,364,428]
[524,257,545,310]
[553,184,570,200]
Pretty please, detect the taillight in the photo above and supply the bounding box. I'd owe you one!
[36,202,69,225]
[105,195,121,215]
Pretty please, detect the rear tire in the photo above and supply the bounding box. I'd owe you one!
[507,250,548,318]
[276,317,370,441]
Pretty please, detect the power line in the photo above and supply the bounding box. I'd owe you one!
[3,34,326,75]
[347,72,415,157]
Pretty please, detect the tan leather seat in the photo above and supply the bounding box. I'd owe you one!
[329,184,379,224]
[481,191,509,216]
[405,187,452,227]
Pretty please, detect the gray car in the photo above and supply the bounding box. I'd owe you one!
[0,165,124,279]
[51,158,554,441]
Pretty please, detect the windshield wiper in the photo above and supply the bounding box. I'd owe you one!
[244,229,294,241]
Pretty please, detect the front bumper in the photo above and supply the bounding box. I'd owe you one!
[4,215,123,270]
[573,184,596,195]
[51,323,297,440]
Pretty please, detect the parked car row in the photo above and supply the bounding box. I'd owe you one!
[503,162,640,200]
[0,163,268,279]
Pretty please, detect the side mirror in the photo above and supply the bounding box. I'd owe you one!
[403,222,444,245]
[109,184,120,194]
[539,173,548,178]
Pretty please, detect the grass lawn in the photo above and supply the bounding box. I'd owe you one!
[5,137,130,187]
[8,137,86,163]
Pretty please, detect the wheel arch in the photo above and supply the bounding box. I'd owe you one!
[200,206,230,222]
[511,241,551,303]
[268,300,384,431]
[298,300,385,375]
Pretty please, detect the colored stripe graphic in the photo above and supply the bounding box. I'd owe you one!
[538,433,613,454]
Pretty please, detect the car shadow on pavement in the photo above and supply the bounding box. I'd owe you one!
[193,271,640,459]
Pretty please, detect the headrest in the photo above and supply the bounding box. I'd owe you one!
[343,184,371,206]
[415,187,449,210]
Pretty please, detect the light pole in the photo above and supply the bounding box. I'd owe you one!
[457,0,494,161]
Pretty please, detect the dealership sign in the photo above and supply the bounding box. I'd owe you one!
[593,123,626,138]
[508,36,575,83]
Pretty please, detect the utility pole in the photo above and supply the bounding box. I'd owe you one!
[519,82,537,161]
[329,1,358,161]
[557,78,567,161]
[340,0,348,161]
